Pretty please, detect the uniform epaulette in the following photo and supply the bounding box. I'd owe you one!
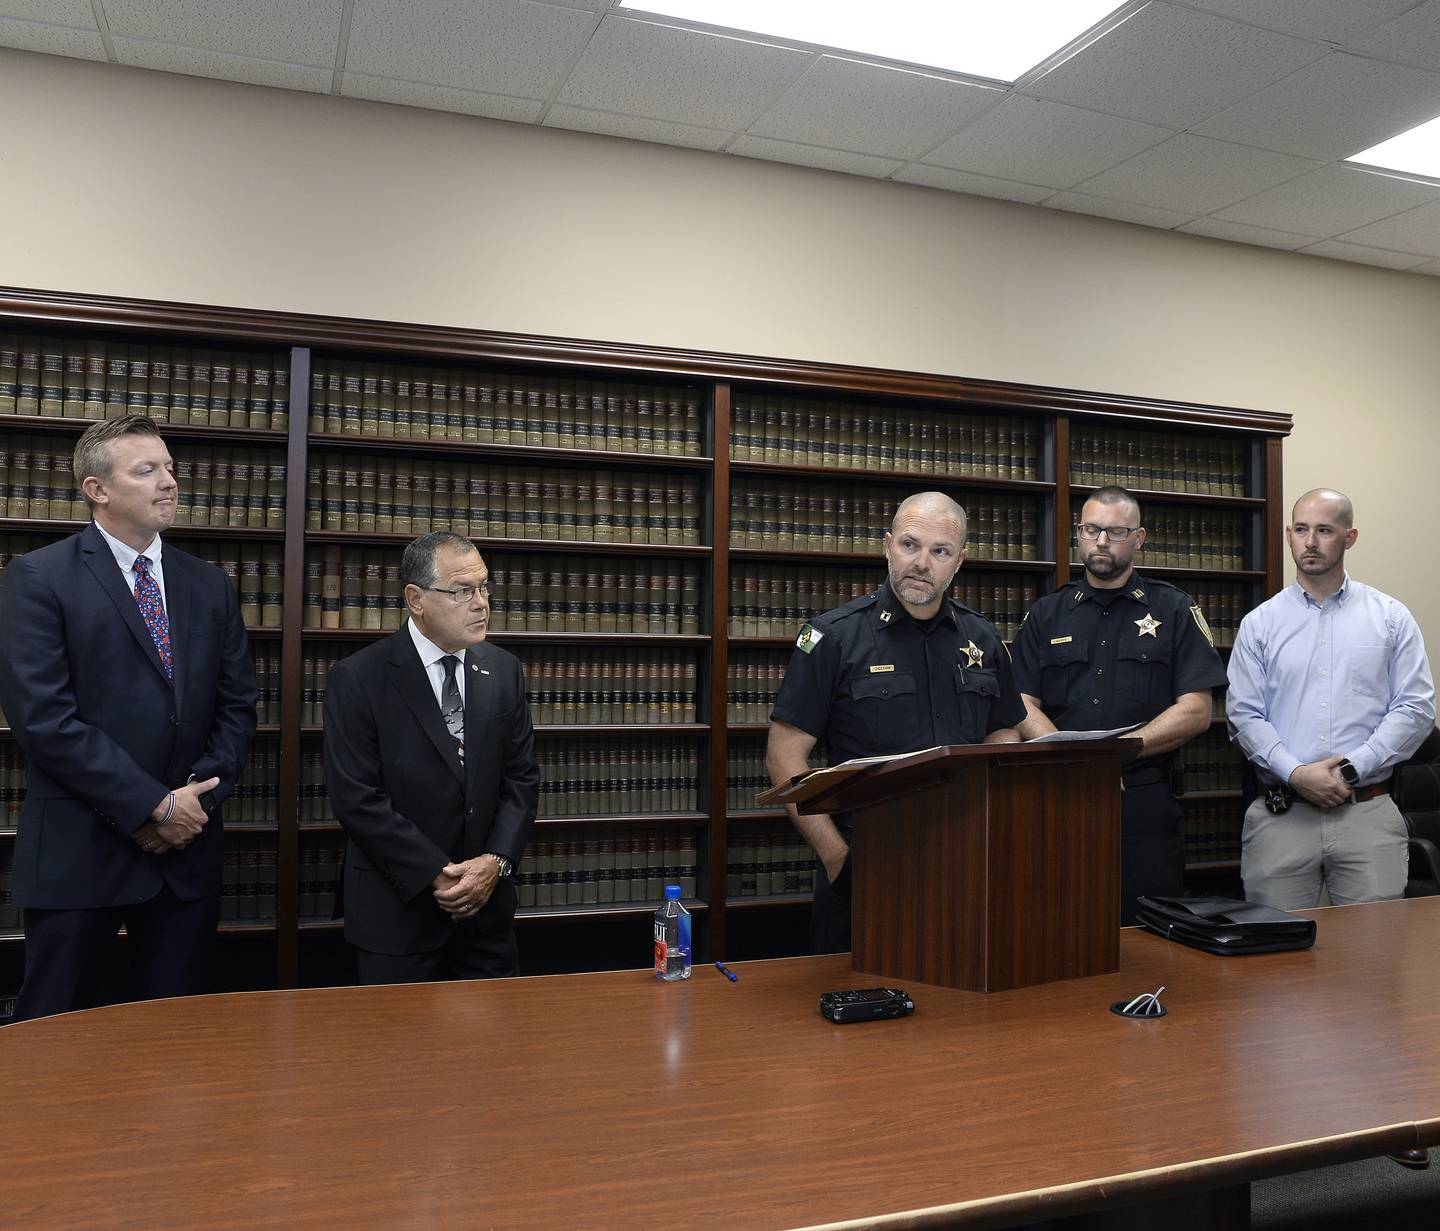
[820,588,881,626]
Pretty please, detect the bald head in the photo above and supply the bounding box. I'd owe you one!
[891,491,967,543]
[1292,488,1353,529]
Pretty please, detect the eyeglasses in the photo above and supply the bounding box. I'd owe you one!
[424,582,491,604]
[1076,523,1140,543]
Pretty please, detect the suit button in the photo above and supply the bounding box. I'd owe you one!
[169,715,179,726]
[467,808,474,816]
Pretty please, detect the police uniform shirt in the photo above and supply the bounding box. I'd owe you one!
[770,580,1027,775]
[1010,572,1226,770]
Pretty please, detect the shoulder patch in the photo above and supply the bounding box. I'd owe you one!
[1190,605,1214,647]
[796,623,824,653]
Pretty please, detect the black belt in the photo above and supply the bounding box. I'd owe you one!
[1122,767,1170,789]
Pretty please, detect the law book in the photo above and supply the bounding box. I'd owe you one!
[15,337,42,416]
[0,334,18,413]
[440,368,461,440]
[309,365,328,433]
[181,350,208,427]
[360,363,380,436]
[35,337,64,418]
[62,340,86,418]
[340,361,362,436]
[248,354,272,430]
[410,371,432,440]
[392,369,413,438]
[27,442,52,520]
[229,353,250,430]
[377,366,396,438]
[208,354,232,429]
[322,363,343,434]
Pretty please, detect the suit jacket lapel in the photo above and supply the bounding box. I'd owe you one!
[163,547,192,707]
[389,630,465,786]
[463,644,499,800]
[80,524,173,688]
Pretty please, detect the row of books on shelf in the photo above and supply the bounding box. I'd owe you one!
[727,740,775,811]
[730,395,1041,479]
[0,847,14,928]
[516,831,699,909]
[731,481,1042,560]
[0,335,291,429]
[1181,731,1246,793]
[308,457,702,544]
[1070,428,1249,498]
[1068,499,1249,570]
[725,828,816,899]
[303,550,704,635]
[309,360,704,454]
[221,833,280,922]
[536,740,700,816]
[728,564,1043,643]
[1182,803,1243,864]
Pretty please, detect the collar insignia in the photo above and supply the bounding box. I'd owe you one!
[879,609,893,623]
[1135,612,1161,638]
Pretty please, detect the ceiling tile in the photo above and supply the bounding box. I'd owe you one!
[1075,134,1318,215]
[1346,1,1440,74]
[1177,218,1318,250]
[1185,1,1416,44]
[1298,239,1432,269]
[543,104,731,152]
[114,38,333,90]
[558,16,812,131]
[893,164,1054,205]
[728,136,902,180]
[103,0,343,65]
[1336,196,1440,256]
[1191,52,1440,162]
[348,0,595,98]
[0,16,105,58]
[343,74,544,122]
[1212,163,1440,236]
[1042,192,1195,230]
[921,94,1172,190]
[1023,3,1324,131]
[1410,258,1440,275]
[0,1,93,23]
[748,56,999,162]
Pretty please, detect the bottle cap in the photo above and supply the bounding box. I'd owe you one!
[664,884,682,900]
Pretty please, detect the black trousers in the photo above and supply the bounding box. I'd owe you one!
[1120,782,1185,925]
[16,884,219,1022]
[353,910,519,984]
[808,853,853,955]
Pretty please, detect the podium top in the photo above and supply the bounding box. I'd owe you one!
[757,738,1142,815]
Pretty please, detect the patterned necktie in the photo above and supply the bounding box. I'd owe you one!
[441,654,464,762]
[133,554,173,680]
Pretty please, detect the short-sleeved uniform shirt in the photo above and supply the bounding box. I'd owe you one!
[770,581,1027,829]
[1010,572,1227,778]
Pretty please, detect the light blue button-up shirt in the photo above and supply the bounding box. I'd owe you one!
[1227,574,1434,786]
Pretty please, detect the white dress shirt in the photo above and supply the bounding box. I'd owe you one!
[94,520,168,612]
[407,619,466,710]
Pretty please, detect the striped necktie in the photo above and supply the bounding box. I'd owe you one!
[133,554,173,680]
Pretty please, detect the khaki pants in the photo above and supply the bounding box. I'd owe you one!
[1241,794,1409,910]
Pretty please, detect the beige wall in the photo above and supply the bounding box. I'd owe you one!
[3,48,1438,640]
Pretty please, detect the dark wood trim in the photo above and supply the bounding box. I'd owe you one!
[1264,437,1286,598]
[708,381,733,961]
[308,432,713,470]
[0,286,1294,435]
[732,547,1055,570]
[534,813,709,830]
[0,517,285,541]
[296,628,709,646]
[731,459,1055,493]
[0,412,285,443]
[1069,482,1265,508]
[1052,414,1072,592]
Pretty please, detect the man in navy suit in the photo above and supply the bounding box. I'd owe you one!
[0,415,257,1021]
[323,531,538,983]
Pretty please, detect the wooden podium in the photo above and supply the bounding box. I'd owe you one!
[759,740,1139,993]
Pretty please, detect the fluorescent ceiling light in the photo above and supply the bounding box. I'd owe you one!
[1347,114,1440,182]
[617,1,1128,83]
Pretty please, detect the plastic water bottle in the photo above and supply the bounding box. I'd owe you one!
[653,884,691,981]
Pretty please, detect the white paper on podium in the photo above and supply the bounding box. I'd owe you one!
[1024,723,1142,744]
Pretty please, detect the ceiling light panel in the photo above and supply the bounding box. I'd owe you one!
[617,0,1126,82]
[1348,114,1440,181]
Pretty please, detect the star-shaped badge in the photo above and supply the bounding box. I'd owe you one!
[962,640,985,667]
[1135,613,1161,638]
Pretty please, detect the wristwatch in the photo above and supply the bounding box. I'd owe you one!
[1337,758,1360,787]
[486,853,514,878]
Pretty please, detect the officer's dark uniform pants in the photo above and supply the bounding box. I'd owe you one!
[1121,782,1185,925]
[809,854,852,955]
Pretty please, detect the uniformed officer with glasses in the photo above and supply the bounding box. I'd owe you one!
[1011,486,1226,922]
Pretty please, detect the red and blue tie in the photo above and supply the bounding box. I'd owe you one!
[133,554,173,680]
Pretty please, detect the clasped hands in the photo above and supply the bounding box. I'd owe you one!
[432,855,503,921]
[133,776,221,854]
[1289,756,1351,810]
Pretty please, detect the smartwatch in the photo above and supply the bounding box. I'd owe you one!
[1337,758,1359,787]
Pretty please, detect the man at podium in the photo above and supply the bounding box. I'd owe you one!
[1011,486,1226,923]
[766,492,1026,953]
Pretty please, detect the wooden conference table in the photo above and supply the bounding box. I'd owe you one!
[4,898,1439,1230]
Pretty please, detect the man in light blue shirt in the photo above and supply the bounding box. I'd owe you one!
[1227,488,1434,910]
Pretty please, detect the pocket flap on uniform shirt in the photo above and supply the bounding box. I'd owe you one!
[850,671,917,700]
[1042,639,1090,667]
[1118,641,1172,667]
[956,669,1000,697]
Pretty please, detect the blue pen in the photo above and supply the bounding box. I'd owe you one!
[714,961,738,982]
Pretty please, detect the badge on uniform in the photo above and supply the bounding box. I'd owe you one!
[961,640,985,668]
[796,623,824,653]
[1190,605,1215,647]
[869,664,895,673]
[1050,635,1072,645]
[1135,613,1161,638]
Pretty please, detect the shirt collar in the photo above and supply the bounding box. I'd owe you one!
[1289,572,1351,610]
[406,618,459,671]
[93,520,162,572]
[1071,570,1145,606]
[873,580,958,630]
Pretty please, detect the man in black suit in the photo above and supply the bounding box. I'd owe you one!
[0,415,257,1021]
[323,531,539,983]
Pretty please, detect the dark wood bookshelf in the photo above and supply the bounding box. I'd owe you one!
[0,284,1291,996]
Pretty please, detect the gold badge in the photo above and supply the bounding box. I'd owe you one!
[962,640,985,667]
[1190,605,1215,647]
[1050,635,1073,645]
[869,663,895,674]
[1135,613,1161,638]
